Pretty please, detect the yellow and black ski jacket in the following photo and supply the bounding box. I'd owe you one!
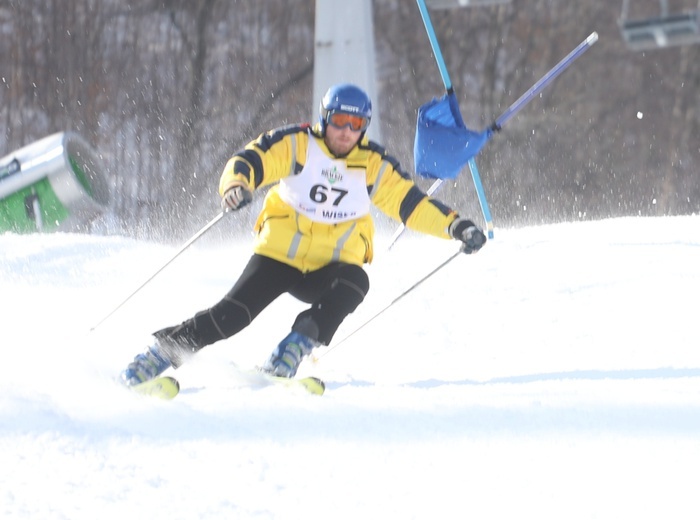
[219,123,459,272]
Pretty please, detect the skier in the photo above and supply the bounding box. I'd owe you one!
[120,83,486,386]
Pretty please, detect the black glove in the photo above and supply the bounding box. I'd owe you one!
[449,217,486,254]
[221,181,253,211]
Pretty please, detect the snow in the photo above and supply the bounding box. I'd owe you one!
[1,215,699,519]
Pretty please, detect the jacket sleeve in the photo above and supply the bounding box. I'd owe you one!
[219,124,309,195]
[366,142,458,240]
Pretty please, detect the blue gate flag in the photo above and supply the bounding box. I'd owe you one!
[414,92,491,180]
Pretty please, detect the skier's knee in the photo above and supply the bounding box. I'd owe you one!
[333,265,370,306]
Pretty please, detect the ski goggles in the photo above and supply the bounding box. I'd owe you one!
[326,111,370,132]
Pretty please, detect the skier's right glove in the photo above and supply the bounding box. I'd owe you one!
[221,181,253,211]
[449,217,486,254]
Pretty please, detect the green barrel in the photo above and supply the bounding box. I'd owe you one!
[0,132,109,233]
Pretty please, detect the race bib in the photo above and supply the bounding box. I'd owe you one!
[278,135,370,224]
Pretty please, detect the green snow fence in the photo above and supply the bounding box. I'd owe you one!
[0,132,109,233]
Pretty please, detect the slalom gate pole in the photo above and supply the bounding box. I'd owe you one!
[315,246,464,361]
[415,0,453,92]
[468,158,494,238]
[389,0,491,250]
[492,32,598,131]
[89,210,229,332]
[390,29,599,248]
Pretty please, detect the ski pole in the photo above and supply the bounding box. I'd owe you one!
[90,210,229,332]
[315,245,465,360]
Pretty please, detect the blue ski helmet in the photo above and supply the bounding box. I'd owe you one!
[319,83,372,135]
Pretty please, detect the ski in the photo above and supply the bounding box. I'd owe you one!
[230,362,326,396]
[130,373,324,398]
[261,373,326,396]
[130,375,180,400]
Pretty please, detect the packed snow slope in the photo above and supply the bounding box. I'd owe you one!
[1,215,699,520]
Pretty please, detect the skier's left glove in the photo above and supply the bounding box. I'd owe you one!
[449,217,486,254]
[221,181,253,211]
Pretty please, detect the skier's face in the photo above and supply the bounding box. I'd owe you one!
[324,123,361,157]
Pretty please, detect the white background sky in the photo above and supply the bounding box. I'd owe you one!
[1,215,699,519]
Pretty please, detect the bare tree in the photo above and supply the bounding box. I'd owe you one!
[1,0,697,238]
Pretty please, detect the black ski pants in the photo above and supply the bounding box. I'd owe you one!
[154,254,369,363]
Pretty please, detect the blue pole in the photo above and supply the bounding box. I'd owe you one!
[468,158,494,239]
[389,0,459,250]
[413,0,493,239]
[493,32,598,131]
[412,32,599,238]
[415,0,453,91]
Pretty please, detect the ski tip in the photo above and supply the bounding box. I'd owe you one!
[297,376,325,396]
[310,376,325,392]
[131,375,180,400]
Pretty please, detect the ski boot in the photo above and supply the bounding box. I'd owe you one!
[120,340,172,387]
[262,331,319,378]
